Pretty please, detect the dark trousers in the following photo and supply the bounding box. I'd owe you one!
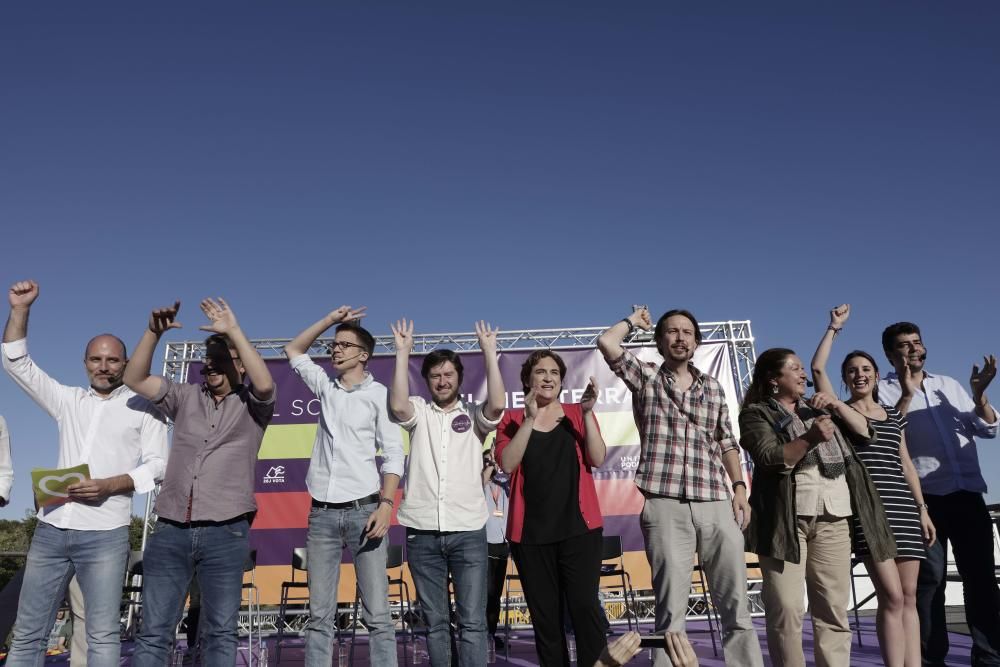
[486,543,509,638]
[920,491,1000,666]
[511,528,605,667]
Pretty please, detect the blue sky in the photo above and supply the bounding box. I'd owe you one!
[2,2,999,519]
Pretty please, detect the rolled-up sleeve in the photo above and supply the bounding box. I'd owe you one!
[376,391,405,478]
[126,402,169,494]
[290,354,328,397]
[715,398,739,454]
[397,397,423,432]
[607,348,650,394]
[474,401,502,439]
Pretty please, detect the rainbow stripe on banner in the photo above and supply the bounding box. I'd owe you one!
[186,343,742,604]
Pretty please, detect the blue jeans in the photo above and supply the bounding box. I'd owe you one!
[132,517,250,667]
[7,521,129,667]
[406,527,488,667]
[305,501,397,667]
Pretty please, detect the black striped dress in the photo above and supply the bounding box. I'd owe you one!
[852,405,927,560]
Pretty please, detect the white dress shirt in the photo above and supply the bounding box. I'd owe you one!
[2,338,169,530]
[880,371,999,495]
[290,355,404,503]
[396,396,500,532]
[0,415,12,503]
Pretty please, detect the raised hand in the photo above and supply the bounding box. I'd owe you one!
[524,390,539,420]
[149,301,182,335]
[893,355,920,397]
[475,320,500,354]
[629,306,653,331]
[809,392,841,412]
[198,298,239,335]
[8,280,39,309]
[970,355,997,400]
[391,318,414,354]
[805,415,836,446]
[829,304,850,329]
[329,305,367,325]
[581,376,599,413]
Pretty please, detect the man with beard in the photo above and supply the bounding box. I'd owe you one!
[2,280,167,667]
[126,298,275,667]
[284,306,404,667]
[388,319,505,666]
[598,308,763,667]
[879,322,1000,666]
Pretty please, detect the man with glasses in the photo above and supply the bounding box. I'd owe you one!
[124,298,275,667]
[880,322,1000,666]
[285,306,404,667]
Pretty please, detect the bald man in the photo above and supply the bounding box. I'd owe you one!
[2,280,168,667]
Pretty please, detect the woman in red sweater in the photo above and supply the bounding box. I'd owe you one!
[496,350,607,667]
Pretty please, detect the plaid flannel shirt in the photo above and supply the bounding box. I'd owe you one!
[609,347,737,501]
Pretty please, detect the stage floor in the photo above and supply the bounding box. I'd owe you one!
[32,616,975,666]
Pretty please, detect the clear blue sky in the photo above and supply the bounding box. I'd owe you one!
[2,2,998,519]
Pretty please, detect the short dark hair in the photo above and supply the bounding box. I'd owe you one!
[85,334,128,360]
[421,349,464,386]
[336,322,376,360]
[654,309,703,346]
[742,347,796,408]
[520,350,567,395]
[881,322,922,361]
[841,350,881,403]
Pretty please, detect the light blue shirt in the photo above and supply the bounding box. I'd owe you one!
[880,371,998,495]
[290,355,404,503]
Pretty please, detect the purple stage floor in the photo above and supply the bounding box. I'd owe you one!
[29,616,974,666]
[245,616,974,666]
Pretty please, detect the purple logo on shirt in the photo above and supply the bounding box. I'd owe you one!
[451,414,472,433]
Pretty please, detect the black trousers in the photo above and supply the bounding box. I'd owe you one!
[511,528,605,667]
[486,542,510,637]
[920,491,1000,666]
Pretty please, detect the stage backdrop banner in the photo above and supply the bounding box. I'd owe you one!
[186,342,741,604]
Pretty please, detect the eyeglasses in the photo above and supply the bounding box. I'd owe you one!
[328,341,365,351]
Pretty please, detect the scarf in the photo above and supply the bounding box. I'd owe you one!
[771,398,849,479]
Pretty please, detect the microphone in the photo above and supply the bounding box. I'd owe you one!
[805,379,814,388]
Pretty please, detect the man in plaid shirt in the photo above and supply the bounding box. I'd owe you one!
[599,307,763,667]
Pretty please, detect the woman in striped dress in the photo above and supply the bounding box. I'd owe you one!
[811,304,936,667]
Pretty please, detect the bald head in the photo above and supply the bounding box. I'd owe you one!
[85,334,127,360]
[83,334,128,395]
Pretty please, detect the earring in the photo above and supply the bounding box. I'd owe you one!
[770,384,779,395]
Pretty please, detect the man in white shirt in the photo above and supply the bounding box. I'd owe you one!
[0,415,11,507]
[389,320,505,666]
[284,306,404,667]
[1,280,168,667]
[879,321,1000,667]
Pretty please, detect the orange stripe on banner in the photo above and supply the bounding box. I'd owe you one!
[594,478,644,515]
[254,490,407,530]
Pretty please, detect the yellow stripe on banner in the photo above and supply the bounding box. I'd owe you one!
[595,412,640,447]
[258,423,414,460]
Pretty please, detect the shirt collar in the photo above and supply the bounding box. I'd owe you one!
[430,398,466,414]
[335,372,374,392]
[87,383,131,400]
[884,370,936,381]
[199,382,246,399]
[660,362,704,387]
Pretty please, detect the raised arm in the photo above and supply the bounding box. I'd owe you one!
[970,355,998,425]
[123,301,181,401]
[597,307,652,362]
[389,319,415,422]
[199,298,273,401]
[0,416,11,506]
[810,392,872,439]
[580,377,607,466]
[284,305,367,358]
[3,280,38,343]
[810,304,849,396]
[476,320,506,420]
